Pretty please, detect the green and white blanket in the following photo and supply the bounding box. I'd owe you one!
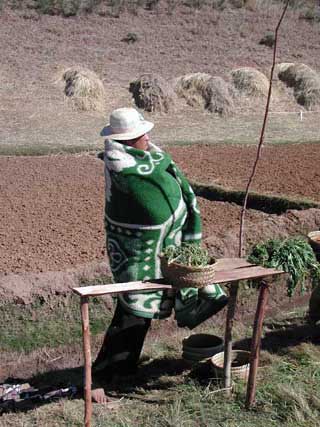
[104,140,226,324]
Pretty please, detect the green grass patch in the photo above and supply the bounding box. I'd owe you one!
[192,181,320,214]
[0,292,113,353]
[167,139,320,147]
[0,144,101,157]
[2,138,320,158]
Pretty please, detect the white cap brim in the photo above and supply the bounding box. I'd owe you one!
[100,120,154,140]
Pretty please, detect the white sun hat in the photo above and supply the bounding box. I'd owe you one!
[100,107,154,140]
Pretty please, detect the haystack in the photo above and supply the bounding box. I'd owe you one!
[275,62,295,76]
[62,67,106,113]
[175,73,234,115]
[278,63,320,109]
[230,67,269,97]
[129,74,175,113]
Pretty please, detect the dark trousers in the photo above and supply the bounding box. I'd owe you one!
[93,302,151,383]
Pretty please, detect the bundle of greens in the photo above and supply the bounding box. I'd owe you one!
[162,243,212,267]
[248,237,320,297]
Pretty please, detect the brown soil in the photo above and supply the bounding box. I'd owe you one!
[0,155,106,274]
[1,147,320,304]
[171,142,320,202]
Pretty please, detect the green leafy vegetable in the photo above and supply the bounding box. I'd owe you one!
[162,243,212,267]
[248,238,320,297]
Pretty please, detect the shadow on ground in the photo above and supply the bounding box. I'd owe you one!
[1,319,319,415]
[236,318,320,353]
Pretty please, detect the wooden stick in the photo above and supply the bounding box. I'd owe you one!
[238,0,291,258]
[245,281,270,409]
[223,282,239,396]
[81,296,92,427]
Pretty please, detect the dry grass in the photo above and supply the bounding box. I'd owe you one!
[275,62,295,76]
[230,67,270,97]
[61,66,106,113]
[129,73,175,113]
[2,1,320,150]
[175,72,235,116]
[278,63,320,110]
[1,311,320,427]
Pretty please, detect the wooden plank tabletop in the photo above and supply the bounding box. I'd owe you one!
[73,258,284,298]
[73,281,172,297]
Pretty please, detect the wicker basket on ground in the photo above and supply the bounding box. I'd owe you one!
[211,350,250,381]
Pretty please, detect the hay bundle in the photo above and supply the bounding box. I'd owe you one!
[175,73,234,115]
[129,74,175,113]
[275,62,295,76]
[278,63,320,109]
[230,67,269,97]
[62,67,106,112]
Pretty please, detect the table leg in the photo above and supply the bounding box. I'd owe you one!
[224,282,239,396]
[81,296,92,427]
[245,280,270,409]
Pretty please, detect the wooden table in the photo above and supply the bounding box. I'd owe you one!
[73,258,284,427]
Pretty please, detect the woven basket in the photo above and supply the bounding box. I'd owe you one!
[210,350,250,381]
[308,231,320,262]
[159,255,216,288]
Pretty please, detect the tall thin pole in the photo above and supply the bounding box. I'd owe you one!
[81,296,92,427]
[224,0,290,397]
[238,0,290,258]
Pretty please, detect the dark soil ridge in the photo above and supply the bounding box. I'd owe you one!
[192,181,320,214]
[0,260,110,305]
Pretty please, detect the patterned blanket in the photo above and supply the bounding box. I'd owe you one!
[104,140,227,325]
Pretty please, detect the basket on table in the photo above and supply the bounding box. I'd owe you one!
[159,255,216,289]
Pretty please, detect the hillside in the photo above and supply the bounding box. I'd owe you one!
[1,1,320,149]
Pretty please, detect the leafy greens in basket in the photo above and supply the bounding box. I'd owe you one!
[162,243,213,267]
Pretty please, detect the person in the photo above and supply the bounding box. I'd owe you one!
[92,107,228,404]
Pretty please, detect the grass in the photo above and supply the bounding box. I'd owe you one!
[1,296,319,426]
[168,138,320,147]
[0,0,254,16]
[1,0,312,17]
[1,138,320,158]
[0,144,100,157]
[0,276,113,352]
[191,181,320,214]
[1,340,320,426]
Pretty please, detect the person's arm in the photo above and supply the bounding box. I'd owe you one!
[168,162,202,244]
